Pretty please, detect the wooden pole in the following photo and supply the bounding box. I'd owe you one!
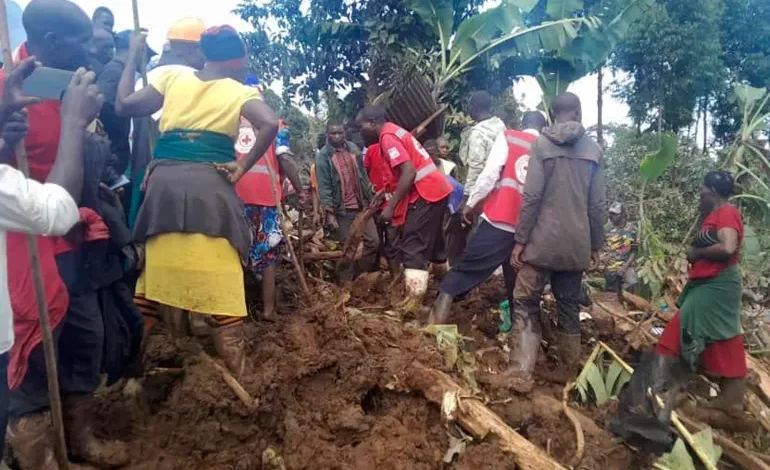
[0,3,70,469]
[264,159,312,300]
[130,0,155,151]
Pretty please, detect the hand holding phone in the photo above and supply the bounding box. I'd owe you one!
[60,68,104,127]
[21,65,75,101]
[1,57,41,120]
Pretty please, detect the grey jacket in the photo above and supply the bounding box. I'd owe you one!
[515,122,606,271]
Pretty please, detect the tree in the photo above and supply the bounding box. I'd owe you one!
[611,0,724,133]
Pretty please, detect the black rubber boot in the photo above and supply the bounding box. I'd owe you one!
[428,293,454,325]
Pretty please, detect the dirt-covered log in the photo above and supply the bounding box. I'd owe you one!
[404,362,567,470]
[303,251,344,262]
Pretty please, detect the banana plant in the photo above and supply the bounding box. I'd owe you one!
[535,0,656,102]
[410,0,596,94]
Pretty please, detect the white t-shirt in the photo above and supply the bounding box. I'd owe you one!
[0,165,79,354]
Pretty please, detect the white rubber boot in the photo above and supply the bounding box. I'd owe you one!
[400,268,430,313]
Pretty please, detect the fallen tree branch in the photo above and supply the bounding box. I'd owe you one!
[404,362,567,470]
[677,413,770,470]
[531,394,603,437]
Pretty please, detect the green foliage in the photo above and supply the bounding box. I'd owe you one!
[574,343,632,405]
[262,88,325,168]
[654,429,722,470]
[612,0,724,132]
[639,133,678,182]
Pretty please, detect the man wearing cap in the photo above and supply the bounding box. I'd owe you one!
[316,120,379,279]
[129,17,206,226]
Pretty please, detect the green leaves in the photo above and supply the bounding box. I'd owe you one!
[639,133,678,183]
[574,343,632,406]
[654,429,722,470]
[410,0,454,52]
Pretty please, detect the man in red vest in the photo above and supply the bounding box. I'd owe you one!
[428,112,547,325]
[357,106,452,306]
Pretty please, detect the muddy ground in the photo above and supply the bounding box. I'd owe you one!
[91,270,769,470]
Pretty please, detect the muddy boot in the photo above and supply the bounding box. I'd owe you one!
[399,269,429,313]
[543,333,582,383]
[427,292,453,325]
[430,262,449,281]
[7,412,97,470]
[211,321,246,377]
[704,377,745,417]
[482,314,542,394]
[63,395,129,468]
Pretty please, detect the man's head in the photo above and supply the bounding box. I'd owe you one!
[326,121,346,149]
[551,92,582,124]
[89,26,114,65]
[520,111,547,132]
[422,139,439,160]
[23,0,93,71]
[356,106,387,146]
[167,17,206,70]
[316,132,327,151]
[466,90,494,122]
[436,136,450,158]
[92,6,114,32]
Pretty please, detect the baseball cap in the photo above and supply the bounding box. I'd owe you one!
[167,17,206,43]
[114,30,157,57]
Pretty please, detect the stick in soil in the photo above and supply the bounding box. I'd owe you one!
[0,4,70,469]
[199,353,258,410]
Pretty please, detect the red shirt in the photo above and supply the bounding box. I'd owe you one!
[380,134,420,204]
[331,148,361,210]
[689,204,743,279]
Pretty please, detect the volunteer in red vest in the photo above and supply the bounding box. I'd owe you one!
[235,117,302,321]
[362,143,406,278]
[429,111,547,325]
[357,106,452,307]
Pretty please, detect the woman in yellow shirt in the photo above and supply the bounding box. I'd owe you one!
[116,26,279,376]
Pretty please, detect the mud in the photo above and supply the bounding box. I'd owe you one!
[89,271,767,470]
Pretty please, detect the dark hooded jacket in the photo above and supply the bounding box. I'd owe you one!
[515,122,606,271]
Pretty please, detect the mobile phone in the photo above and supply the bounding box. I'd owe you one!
[108,175,131,191]
[22,67,74,101]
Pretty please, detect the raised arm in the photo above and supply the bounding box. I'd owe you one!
[115,34,163,117]
[238,99,280,173]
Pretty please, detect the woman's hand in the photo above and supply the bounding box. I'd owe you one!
[61,68,103,128]
[215,161,246,183]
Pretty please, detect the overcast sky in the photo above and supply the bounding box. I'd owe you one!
[15,0,631,128]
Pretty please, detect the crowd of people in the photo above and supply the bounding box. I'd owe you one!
[0,0,751,468]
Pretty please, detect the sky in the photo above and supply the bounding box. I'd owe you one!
[13,0,633,129]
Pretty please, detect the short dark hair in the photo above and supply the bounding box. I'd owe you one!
[520,111,547,131]
[467,91,494,112]
[704,170,735,198]
[551,92,581,117]
[357,106,387,124]
[92,6,113,19]
[316,133,327,150]
[326,120,344,131]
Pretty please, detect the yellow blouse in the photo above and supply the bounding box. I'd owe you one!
[151,69,263,137]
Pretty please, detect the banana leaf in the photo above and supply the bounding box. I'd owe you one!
[639,133,678,183]
[410,0,454,52]
[546,0,584,20]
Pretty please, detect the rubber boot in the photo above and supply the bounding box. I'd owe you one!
[211,321,246,377]
[705,377,745,417]
[428,292,454,325]
[62,395,130,468]
[482,313,541,394]
[7,412,95,470]
[400,268,429,313]
[430,262,449,281]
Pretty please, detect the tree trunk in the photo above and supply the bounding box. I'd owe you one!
[702,96,708,153]
[404,362,567,470]
[597,67,604,147]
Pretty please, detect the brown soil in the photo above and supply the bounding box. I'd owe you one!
[89,271,767,470]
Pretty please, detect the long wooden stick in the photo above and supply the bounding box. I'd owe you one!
[0,5,70,469]
[264,159,312,299]
[131,0,155,151]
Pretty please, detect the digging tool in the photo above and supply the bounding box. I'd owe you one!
[0,3,70,469]
[131,0,154,152]
[335,206,377,281]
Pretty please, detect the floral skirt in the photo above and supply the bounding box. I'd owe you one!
[244,204,284,275]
